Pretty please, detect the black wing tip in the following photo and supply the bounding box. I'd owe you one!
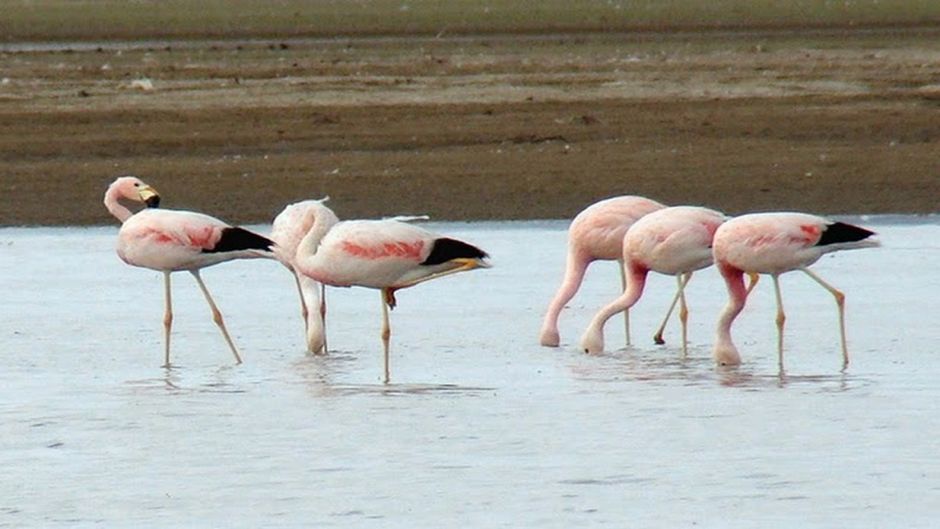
[421,237,488,266]
[816,221,876,247]
[204,227,275,254]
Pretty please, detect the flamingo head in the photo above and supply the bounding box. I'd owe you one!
[109,176,160,208]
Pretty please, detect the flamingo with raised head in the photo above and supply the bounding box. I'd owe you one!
[580,206,746,354]
[539,195,667,348]
[271,198,339,354]
[104,176,275,366]
[711,212,879,369]
[288,214,490,383]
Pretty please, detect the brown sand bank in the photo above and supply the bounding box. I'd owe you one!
[1,28,938,226]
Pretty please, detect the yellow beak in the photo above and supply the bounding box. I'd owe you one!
[138,185,160,207]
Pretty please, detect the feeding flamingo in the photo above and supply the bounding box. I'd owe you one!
[104,176,275,366]
[580,206,752,354]
[711,212,879,369]
[271,198,339,354]
[539,195,667,348]
[289,215,490,383]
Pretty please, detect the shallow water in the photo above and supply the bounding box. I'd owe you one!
[1,217,938,528]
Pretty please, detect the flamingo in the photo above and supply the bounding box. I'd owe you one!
[580,206,750,354]
[104,176,275,366]
[539,195,667,348]
[711,212,879,369]
[271,198,339,354]
[289,215,490,383]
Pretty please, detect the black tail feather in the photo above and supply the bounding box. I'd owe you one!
[421,237,488,266]
[816,222,875,247]
[204,227,274,254]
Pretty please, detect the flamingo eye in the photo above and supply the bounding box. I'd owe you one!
[134,183,140,187]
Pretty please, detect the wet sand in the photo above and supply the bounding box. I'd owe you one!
[2,28,939,225]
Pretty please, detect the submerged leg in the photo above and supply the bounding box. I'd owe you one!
[162,271,173,368]
[380,288,392,384]
[191,270,243,364]
[619,261,631,346]
[772,274,786,370]
[800,267,849,368]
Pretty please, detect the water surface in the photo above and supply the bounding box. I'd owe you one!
[1,217,937,527]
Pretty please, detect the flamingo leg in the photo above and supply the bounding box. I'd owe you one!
[320,283,328,354]
[800,267,849,368]
[162,271,173,368]
[677,272,692,355]
[772,273,786,370]
[619,260,631,346]
[191,270,243,364]
[293,271,310,336]
[380,288,392,384]
[653,272,691,345]
[745,272,760,297]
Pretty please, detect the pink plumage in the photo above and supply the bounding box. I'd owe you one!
[105,176,274,366]
[539,195,666,347]
[580,206,727,354]
[712,212,879,368]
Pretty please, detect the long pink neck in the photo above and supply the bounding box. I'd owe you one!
[294,212,336,275]
[585,263,647,339]
[714,263,747,364]
[103,185,133,223]
[539,251,590,343]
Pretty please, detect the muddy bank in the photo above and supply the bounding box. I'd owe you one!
[1,29,938,225]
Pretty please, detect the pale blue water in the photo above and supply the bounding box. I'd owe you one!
[1,217,938,528]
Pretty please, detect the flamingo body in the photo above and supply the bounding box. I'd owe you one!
[540,195,666,347]
[712,212,879,367]
[580,206,726,354]
[292,215,490,383]
[105,176,274,366]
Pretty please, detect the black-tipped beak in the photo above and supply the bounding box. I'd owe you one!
[145,194,161,208]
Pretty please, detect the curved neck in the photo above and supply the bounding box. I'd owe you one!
[590,263,647,332]
[714,264,747,362]
[104,184,133,223]
[294,211,335,270]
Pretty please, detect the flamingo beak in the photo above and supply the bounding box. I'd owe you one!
[453,257,492,270]
[138,185,161,208]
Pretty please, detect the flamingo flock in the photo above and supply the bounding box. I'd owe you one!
[105,176,878,379]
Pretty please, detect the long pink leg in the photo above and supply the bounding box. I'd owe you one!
[320,284,328,354]
[801,267,849,368]
[191,270,243,364]
[162,271,173,368]
[380,288,391,384]
[653,273,691,345]
[677,272,692,355]
[292,272,309,337]
[772,273,786,371]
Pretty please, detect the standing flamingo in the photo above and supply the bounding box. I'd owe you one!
[711,212,879,369]
[289,215,490,383]
[539,195,667,348]
[271,198,339,354]
[104,176,275,366]
[579,206,738,354]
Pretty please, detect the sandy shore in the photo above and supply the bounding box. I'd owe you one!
[1,28,938,225]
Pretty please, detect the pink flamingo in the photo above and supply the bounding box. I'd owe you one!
[540,195,666,348]
[271,198,339,354]
[289,215,490,383]
[104,176,275,366]
[712,212,879,368]
[579,206,744,354]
